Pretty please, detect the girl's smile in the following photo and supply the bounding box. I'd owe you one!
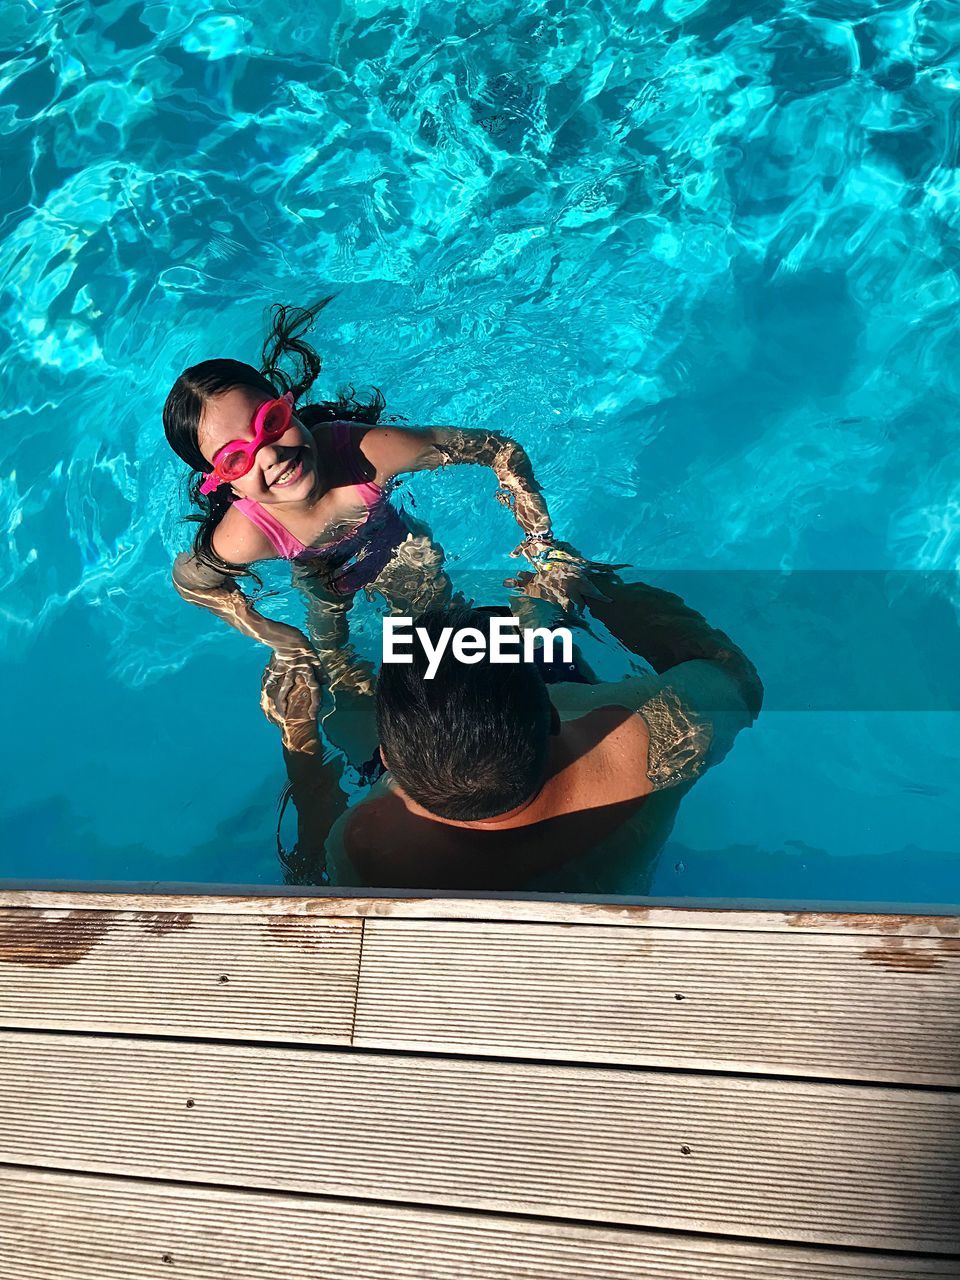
[269,449,305,489]
[246,435,318,503]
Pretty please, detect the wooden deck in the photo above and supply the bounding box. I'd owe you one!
[0,891,957,1277]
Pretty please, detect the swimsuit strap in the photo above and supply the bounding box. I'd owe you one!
[231,497,309,559]
[332,421,383,510]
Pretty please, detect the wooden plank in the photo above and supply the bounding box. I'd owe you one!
[0,1032,956,1252]
[0,910,360,1043]
[0,891,956,935]
[355,919,960,1084]
[6,909,955,1075]
[0,1168,954,1280]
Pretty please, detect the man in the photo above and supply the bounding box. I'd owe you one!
[274,562,763,892]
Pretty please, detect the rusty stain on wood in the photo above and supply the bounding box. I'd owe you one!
[0,893,956,938]
[0,911,118,968]
[323,898,656,928]
[263,915,350,952]
[862,938,954,973]
[136,912,195,937]
[1,896,959,1273]
[787,912,960,937]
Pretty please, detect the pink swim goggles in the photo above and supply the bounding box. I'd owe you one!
[199,392,296,494]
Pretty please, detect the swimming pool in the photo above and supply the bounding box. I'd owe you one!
[2,0,958,904]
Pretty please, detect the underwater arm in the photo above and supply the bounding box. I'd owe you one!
[513,560,762,723]
[427,427,553,541]
[586,573,764,722]
[172,552,325,750]
[172,552,317,656]
[362,425,552,540]
[526,567,763,794]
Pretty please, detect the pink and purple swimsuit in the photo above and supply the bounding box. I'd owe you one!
[231,421,408,595]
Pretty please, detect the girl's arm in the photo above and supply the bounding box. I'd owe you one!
[172,552,316,657]
[172,545,325,751]
[360,425,552,544]
[173,510,316,655]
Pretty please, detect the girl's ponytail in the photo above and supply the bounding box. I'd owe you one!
[259,296,386,427]
[259,298,332,401]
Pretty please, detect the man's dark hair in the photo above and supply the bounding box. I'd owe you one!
[376,606,553,821]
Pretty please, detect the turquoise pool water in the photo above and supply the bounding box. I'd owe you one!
[1,0,958,903]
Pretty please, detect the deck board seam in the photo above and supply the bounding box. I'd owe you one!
[0,1024,955,1094]
[349,919,365,1045]
[0,1161,956,1263]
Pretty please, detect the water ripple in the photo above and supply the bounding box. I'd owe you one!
[0,0,958,689]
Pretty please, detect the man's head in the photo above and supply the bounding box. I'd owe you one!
[376,606,555,822]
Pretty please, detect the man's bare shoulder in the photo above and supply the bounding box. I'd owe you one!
[342,788,427,883]
[548,673,660,721]
[549,660,754,796]
[549,662,750,723]
[558,702,653,808]
[344,789,401,850]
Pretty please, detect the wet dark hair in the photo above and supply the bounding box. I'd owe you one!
[376,606,553,822]
[162,297,386,580]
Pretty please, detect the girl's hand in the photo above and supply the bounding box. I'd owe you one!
[506,566,604,614]
[260,649,326,754]
[510,535,617,573]
[510,532,563,564]
[507,540,624,613]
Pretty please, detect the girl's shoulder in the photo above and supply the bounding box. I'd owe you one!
[315,417,363,446]
[212,503,280,565]
[315,419,378,485]
[313,417,432,485]
[356,423,438,481]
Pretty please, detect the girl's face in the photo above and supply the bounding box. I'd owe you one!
[198,386,320,504]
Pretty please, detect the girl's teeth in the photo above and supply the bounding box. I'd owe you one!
[274,459,300,486]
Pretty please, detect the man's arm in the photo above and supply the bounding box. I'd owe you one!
[521,563,763,793]
[585,573,763,790]
[585,573,763,721]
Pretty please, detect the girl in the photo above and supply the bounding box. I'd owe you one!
[163,300,562,749]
